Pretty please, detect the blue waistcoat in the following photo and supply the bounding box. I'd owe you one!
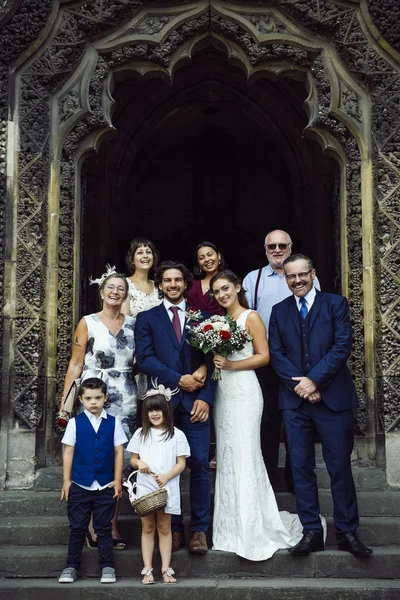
[72,412,115,487]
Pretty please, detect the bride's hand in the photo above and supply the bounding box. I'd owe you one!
[213,354,231,370]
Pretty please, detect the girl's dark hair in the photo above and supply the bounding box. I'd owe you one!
[209,269,249,310]
[125,238,160,275]
[154,261,193,299]
[141,394,174,441]
[99,273,128,301]
[193,241,226,279]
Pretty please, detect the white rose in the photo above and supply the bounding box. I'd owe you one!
[220,323,230,331]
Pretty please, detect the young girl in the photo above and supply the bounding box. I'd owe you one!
[126,385,190,584]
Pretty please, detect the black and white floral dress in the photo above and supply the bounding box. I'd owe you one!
[82,313,137,437]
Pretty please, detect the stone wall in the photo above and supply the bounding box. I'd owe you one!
[0,0,399,487]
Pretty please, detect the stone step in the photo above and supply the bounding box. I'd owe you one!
[0,515,397,547]
[0,577,399,599]
[32,464,388,492]
[1,489,399,517]
[0,546,399,580]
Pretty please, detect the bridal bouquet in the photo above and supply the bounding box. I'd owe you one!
[185,314,252,380]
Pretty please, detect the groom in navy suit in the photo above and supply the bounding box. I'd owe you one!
[269,254,372,557]
[135,261,215,555]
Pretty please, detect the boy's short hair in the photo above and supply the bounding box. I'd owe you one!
[78,377,107,397]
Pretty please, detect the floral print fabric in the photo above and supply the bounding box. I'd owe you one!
[82,314,137,437]
[126,279,161,322]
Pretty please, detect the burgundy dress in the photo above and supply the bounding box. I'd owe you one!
[187,279,225,316]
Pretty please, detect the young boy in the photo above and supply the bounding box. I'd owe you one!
[58,377,127,584]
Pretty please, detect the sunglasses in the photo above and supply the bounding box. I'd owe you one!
[265,243,291,251]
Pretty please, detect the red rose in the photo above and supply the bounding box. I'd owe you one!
[203,324,213,332]
[57,417,68,428]
[220,330,232,340]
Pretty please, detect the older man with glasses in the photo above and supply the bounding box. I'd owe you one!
[243,230,320,492]
[268,253,372,557]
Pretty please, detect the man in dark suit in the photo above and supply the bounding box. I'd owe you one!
[135,261,215,555]
[269,253,372,557]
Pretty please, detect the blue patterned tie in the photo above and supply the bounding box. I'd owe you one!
[299,297,308,320]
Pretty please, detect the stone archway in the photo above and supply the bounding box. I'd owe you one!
[1,0,399,488]
[79,43,339,313]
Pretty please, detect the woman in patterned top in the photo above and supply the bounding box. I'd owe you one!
[122,238,161,322]
[121,238,162,400]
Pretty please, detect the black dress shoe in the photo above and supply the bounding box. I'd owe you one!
[288,531,324,556]
[337,531,373,557]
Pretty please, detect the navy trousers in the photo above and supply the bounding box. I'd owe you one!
[172,404,210,533]
[66,483,116,570]
[283,400,359,534]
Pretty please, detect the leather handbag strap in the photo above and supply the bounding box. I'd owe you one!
[254,268,263,311]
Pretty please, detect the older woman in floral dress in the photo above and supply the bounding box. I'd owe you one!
[59,269,137,549]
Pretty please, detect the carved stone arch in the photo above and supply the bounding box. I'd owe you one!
[3,0,400,486]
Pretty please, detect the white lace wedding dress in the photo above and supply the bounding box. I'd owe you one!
[212,309,303,561]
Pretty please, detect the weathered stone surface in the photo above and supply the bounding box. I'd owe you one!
[0,0,399,486]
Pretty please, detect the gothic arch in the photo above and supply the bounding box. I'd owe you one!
[2,0,400,486]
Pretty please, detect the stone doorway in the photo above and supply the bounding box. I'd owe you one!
[3,0,400,488]
[80,47,339,316]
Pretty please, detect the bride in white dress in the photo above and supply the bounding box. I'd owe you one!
[209,270,303,561]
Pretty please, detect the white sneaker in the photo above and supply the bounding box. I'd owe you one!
[58,567,78,583]
[100,566,116,583]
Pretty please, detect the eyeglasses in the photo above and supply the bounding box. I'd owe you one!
[105,285,126,292]
[265,243,291,251]
[285,269,313,282]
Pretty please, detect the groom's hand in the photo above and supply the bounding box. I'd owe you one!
[179,374,204,393]
[190,400,209,423]
[292,376,317,398]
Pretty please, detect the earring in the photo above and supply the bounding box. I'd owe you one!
[101,295,104,299]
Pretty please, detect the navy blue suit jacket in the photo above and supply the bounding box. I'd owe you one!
[135,302,215,412]
[268,290,359,412]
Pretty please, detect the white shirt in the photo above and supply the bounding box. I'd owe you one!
[163,299,186,333]
[243,264,321,335]
[62,408,128,491]
[294,286,316,312]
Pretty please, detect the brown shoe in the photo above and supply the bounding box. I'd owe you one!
[171,531,185,552]
[188,531,208,554]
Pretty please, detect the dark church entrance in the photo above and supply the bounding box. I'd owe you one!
[80,46,338,315]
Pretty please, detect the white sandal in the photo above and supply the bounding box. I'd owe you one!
[162,567,176,584]
[141,567,155,585]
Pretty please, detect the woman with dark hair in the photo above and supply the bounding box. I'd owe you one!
[187,241,226,316]
[209,270,303,561]
[59,268,137,549]
[122,237,162,321]
[187,242,226,468]
[122,238,162,400]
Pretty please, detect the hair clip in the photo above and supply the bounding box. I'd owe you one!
[142,377,179,402]
[89,264,117,287]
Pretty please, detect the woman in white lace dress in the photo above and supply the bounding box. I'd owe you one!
[209,270,303,561]
[122,238,162,399]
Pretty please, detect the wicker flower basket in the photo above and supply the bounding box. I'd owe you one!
[131,487,168,516]
[123,470,168,516]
